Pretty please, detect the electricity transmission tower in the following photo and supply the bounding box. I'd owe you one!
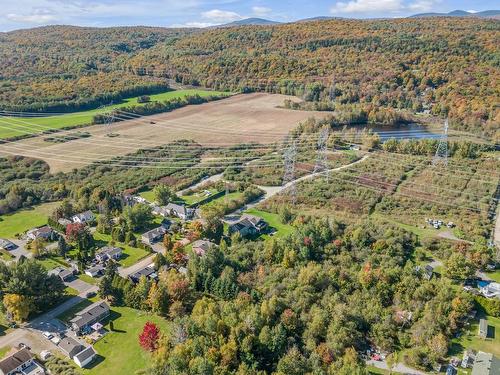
[104,102,114,136]
[432,118,449,167]
[314,126,330,181]
[282,137,297,204]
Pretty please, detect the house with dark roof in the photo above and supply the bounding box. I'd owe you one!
[71,211,95,224]
[141,226,167,245]
[0,348,44,375]
[70,301,110,335]
[228,214,268,237]
[95,246,122,262]
[49,267,75,282]
[73,346,96,368]
[84,265,105,278]
[129,266,158,284]
[0,239,16,251]
[58,336,85,358]
[472,351,500,375]
[191,239,216,256]
[26,226,53,241]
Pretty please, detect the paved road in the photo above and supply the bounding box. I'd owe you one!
[177,173,224,196]
[366,359,428,375]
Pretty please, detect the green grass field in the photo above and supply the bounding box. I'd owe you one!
[0,89,228,139]
[93,232,150,268]
[84,307,170,375]
[244,208,294,238]
[450,312,500,358]
[0,202,59,238]
[38,255,69,271]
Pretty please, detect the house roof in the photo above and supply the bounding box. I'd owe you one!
[142,226,167,240]
[74,346,96,363]
[85,265,105,275]
[0,348,33,374]
[472,352,500,375]
[71,301,109,329]
[97,246,122,258]
[27,226,52,237]
[0,239,15,249]
[130,266,157,281]
[58,336,83,356]
[231,214,267,231]
[191,240,215,255]
[59,269,74,279]
[73,211,94,221]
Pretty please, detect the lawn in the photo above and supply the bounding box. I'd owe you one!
[0,89,229,139]
[244,208,294,238]
[38,255,69,271]
[93,232,150,268]
[0,202,59,238]
[84,307,170,375]
[138,190,155,203]
[485,270,500,283]
[78,274,99,285]
[370,212,449,241]
[450,311,500,358]
[180,188,221,205]
[0,346,10,359]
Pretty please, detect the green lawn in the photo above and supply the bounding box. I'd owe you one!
[485,270,500,283]
[78,274,99,285]
[84,307,170,375]
[244,208,294,238]
[181,188,221,205]
[0,89,229,139]
[138,190,155,202]
[0,202,59,238]
[93,232,150,268]
[450,312,500,358]
[370,212,448,241]
[38,255,69,271]
[0,346,10,359]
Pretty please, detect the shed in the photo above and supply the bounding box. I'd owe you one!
[479,319,488,339]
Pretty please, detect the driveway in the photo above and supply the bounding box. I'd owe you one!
[6,239,31,261]
[65,278,94,294]
[366,359,428,375]
[118,254,156,278]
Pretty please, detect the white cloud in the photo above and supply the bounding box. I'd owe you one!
[201,9,243,23]
[408,0,436,12]
[171,21,216,28]
[331,0,403,13]
[252,6,272,17]
[466,9,478,13]
[6,8,58,24]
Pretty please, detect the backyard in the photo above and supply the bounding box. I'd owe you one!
[244,208,294,239]
[0,202,59,238]
[93,232,151,268]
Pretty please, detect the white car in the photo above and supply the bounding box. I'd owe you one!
[50,335,60,344]
[42,331,53,340]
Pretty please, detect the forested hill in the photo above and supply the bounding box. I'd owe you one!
[1,18,499,136]
[0,25,195,112]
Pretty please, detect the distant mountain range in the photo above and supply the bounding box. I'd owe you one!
[409,9,500,19]
[213,10,499,28]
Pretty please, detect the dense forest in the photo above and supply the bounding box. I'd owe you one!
[0,18,498,137]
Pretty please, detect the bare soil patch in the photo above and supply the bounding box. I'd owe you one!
[0,93,327,173]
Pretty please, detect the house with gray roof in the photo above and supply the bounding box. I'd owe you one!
[472,351,500,375]
[71,211,95,224]
[192,239,216,256]
[84,264,105,278]
[26,226,53,241]
[0,348,44,375]
[141,226,167,245]
[73,346,96,368]
[0,239,16,251]
[95,246,122,262]
[166,203,195,221]
[129,266,158,284]
[228,214,268,237]
[70,301,110,335]
[58,336,85,359]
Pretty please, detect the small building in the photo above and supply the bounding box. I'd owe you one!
[152,206,170,218]
[49,267,75,282]
[73,346,96,368]
[95,246,122,262]
[141,227,167,245]
[58,336,85,359]
[57,218,72,227]
[191,239,216,256]
[228,214,268,237]
[416,265,434,280]
[472,351,500,375]
[71,211,95,224]
[0,239,16,251]
[0,348,45,375]
[26,226,53,241]
[479,319,488,339]
[462,349,476,369]
[70,301,110,335]
[84,265,105,278]
[129,266,158,284]
[166,203,195,221]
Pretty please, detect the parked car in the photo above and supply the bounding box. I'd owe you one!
[42,331,53,340]
[86,291,97,298]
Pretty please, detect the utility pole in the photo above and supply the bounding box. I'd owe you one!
[282,137,297,204]
[314,126,330,181]
[432,118,449,167]
[105,102,114,136]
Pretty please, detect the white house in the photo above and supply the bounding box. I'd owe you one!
[95,246,122,262]
[0,348,45,375]
[480,282,500,299]
[73,346,96,368]
[26,226,53,241]
[166,203,195,221]
[85,265,105,278]
[71,211,95,224]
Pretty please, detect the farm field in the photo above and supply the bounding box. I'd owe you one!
[0,89,227,140]
[0,93,328,173]
[84,307,170,375]
[0,201,59,238]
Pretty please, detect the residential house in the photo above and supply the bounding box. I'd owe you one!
[228,214,268,237]
[462,349,476,369]
[0,348,44,375]
[471,351,500,375]
[26,226,53,241]
[129,266,158,284]
[84,265,105,278]
[49,267,75,282]
[0,239,16,251]
[73,346,96,368]
[58,336,85,358]
[152,206,170,218]
[191,239,216,256]
[479,282,500,299]
[70,301,110,335]
[166,203,195,221]
[141,227,167,245]
[71,211,95,224]
[95,246,122,262]
[479,319,488,339]
[415,265,434,280]
[57,218,72,227]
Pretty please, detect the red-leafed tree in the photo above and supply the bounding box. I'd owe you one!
[139,321,160,352]
[65,223,86,242]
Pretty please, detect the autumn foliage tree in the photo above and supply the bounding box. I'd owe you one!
[139,321,161,352]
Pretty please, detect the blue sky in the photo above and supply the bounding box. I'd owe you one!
[0,0,497,31]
